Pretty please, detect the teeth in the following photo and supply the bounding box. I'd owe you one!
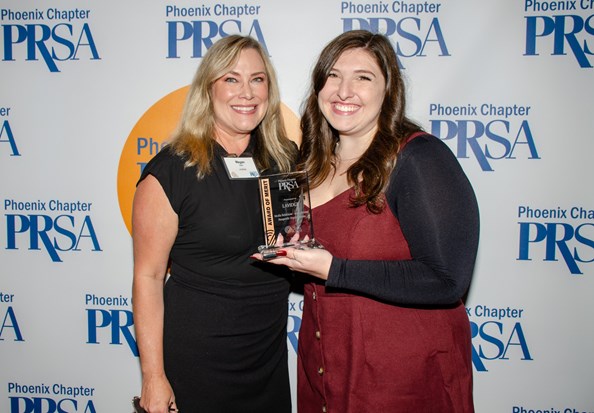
[232,106,256,112]
[335,104,358,112]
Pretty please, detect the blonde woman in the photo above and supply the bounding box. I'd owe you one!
[132,35,296,413]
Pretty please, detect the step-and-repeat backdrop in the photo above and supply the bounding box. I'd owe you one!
[2,0,593,412]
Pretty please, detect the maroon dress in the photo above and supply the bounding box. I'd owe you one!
[297,134,478,413]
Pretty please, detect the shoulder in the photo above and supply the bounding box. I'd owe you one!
[390,133,468,189]
[137,147,197,213]
[386,133,477,216]
[140,147,190,180]
[144,146,185,170]
[399,133,454,161]
[394,133,461,174]
[138,146,198,194]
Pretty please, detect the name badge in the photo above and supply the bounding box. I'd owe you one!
[222,156,260,179]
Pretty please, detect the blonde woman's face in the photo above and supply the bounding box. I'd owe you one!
[211,48,269,140]
[318,48,386,141]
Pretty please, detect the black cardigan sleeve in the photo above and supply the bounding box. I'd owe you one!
[324,134,480,306]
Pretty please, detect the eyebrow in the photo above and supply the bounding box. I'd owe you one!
[331,67,377,77]
[226,70,267,77]
[354,69,376,76]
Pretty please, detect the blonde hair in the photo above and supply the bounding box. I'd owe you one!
[170,35,295,178]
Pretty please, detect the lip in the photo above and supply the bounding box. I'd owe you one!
[231,105,258,114]
[332,102,360,114]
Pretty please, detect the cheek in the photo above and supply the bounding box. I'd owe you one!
[257,86,269,105]
[367,89,385,110]
[212,88,232,105]
[259,101,269,118]
[259,88,270,104]
[258,89,268,105]
[318,84,333,101]
[317,90,332,112]
[374,84,386,103]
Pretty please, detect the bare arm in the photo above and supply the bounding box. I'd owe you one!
[132,175,179,413]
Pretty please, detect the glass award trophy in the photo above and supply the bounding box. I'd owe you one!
[258,171,320,259]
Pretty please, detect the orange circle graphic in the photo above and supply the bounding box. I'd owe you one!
[117,86,301,235]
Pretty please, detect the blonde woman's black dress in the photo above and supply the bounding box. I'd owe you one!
[138,143,292,413]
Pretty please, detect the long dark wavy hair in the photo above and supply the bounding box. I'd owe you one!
[298,30,421,213]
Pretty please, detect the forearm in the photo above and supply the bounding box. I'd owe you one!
[326,257,468,305]
[133,275,166,379]
[132,174,178,378]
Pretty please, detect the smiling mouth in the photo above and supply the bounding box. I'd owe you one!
[232,105,257,113]
[334,103,359,113]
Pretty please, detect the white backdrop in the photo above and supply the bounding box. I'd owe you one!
[1,1,593,412]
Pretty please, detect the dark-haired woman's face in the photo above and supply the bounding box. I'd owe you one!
[318,48,385,140]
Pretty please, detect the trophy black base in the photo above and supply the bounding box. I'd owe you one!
[258,239,323,260]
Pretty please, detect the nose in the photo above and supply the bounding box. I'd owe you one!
[337,79,353,101]
[240,81,254,99]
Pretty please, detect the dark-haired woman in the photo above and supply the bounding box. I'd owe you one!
[254,30,480,413]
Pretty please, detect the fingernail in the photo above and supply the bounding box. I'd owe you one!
[276,250,287,256]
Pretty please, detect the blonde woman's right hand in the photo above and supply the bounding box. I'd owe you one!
[140,374,177,413]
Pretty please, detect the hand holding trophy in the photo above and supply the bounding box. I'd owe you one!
[257,171,322,260]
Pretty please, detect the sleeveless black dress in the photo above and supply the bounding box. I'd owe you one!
[139,142,292,413]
